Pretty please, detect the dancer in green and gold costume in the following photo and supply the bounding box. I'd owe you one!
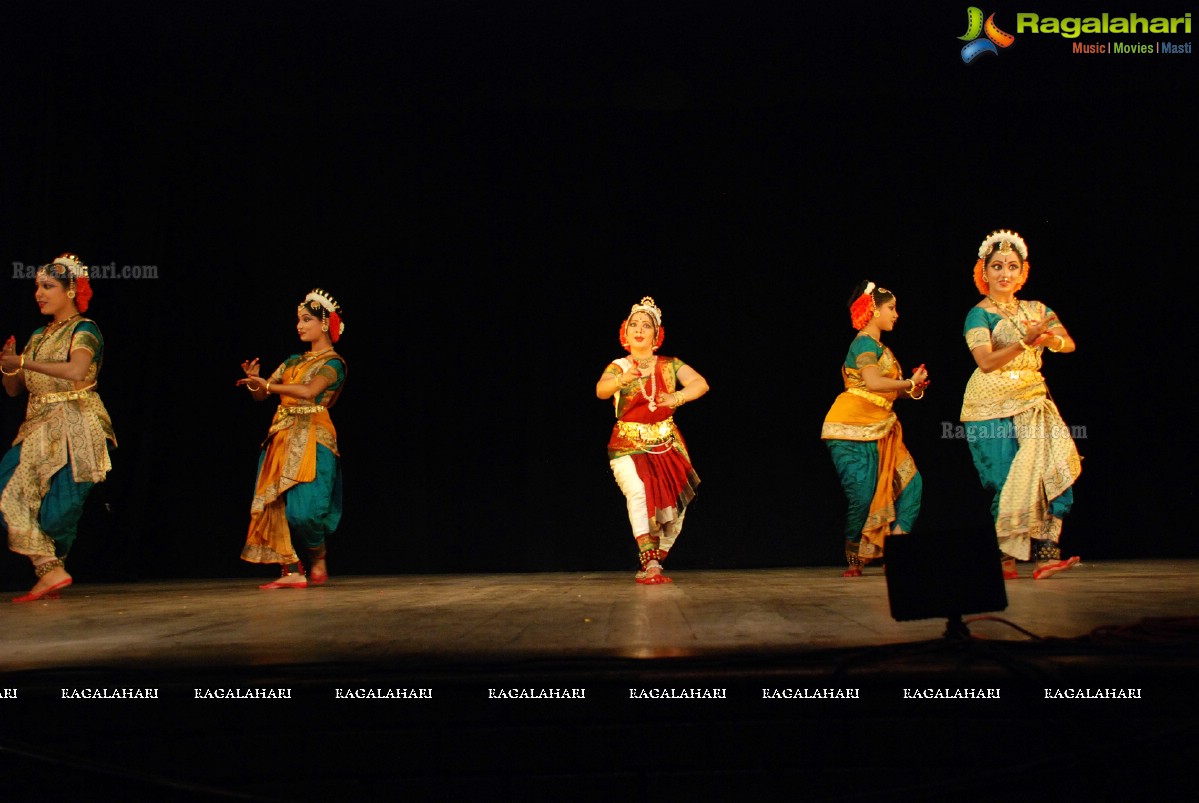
[1,254,115,603]
[960,230,1081,581]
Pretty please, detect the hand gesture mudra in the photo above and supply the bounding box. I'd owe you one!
[1023,314,1059,346]
[236,358,266,391]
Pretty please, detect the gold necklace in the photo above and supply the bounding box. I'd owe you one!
[286,347,336,383]
[45,313,80,333]
[988,296,1020,316]
[634,355,654,370]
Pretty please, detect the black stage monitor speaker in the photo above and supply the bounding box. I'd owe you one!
[885,529,1007,636]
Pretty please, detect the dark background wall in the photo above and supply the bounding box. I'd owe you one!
[1,1,1193,589]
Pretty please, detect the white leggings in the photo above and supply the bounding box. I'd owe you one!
[610,455,684,552]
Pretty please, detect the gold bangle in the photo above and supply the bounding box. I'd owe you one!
[910,389,924,400]
[265,381,271,394]
[20,355,26,369]
[907,379,916,393]
[1019,340,1034,352]
[674,391,685,407]
[1048,335,1064,353]
[0,366,17,377]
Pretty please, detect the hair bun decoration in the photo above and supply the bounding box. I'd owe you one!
[39,253,93,312]
[973,230,1031,295]
[849,281,876,330]
[628,295,662,327]
[299,288,345,342]
[977,229,1028,261]
[619,295,666,352]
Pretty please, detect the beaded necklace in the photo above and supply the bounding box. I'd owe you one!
[635,356,658,412]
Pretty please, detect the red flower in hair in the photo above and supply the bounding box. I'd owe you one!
[73,277,93,313]
[849,293,874,330]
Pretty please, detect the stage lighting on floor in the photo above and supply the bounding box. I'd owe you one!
[884,529,1007,639]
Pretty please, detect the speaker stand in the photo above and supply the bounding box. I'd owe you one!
[943,615,972,641]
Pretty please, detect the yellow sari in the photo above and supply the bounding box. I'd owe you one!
[821,334,919,559]
[241,352,343,565]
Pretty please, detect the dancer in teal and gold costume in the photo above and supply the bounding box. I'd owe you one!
[597,296,708,584]
[237,289,346,588]
[1,254,116,603]
[822,281,927,577]
[960,230,1081,580]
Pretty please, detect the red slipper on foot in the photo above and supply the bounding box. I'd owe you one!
[259,579,308,589]
[636,568,673,584]
[1032,556,1080,580]
[12,576,73,603]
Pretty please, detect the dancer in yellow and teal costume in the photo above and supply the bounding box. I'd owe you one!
[238,288,346,588]
[821,281,927,577]
[1,254,115,603]
[960,230,1081,581]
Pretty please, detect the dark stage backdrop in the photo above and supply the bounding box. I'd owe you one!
[0,1,1194,588]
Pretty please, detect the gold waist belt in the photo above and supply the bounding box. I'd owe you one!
[845,387,893,411]
[30,388,95,406]
[277,405,327,416]
[617,418,675,446]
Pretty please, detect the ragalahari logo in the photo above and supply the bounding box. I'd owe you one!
[959,7,1016,62]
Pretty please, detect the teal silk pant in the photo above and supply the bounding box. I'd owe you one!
[0,442,95,558]
[826,439,922,547]
[255,443,343,549]
[966,417,1072,561]
[965,417,1073,523]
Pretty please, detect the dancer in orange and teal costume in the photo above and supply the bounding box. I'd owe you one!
[596,296,708,584]
[1,254,115,603]
[960,230,1081,581]
[237,289,346,589]
[821,281,927,577]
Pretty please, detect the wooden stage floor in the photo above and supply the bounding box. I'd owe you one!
[2,560,1198,801]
